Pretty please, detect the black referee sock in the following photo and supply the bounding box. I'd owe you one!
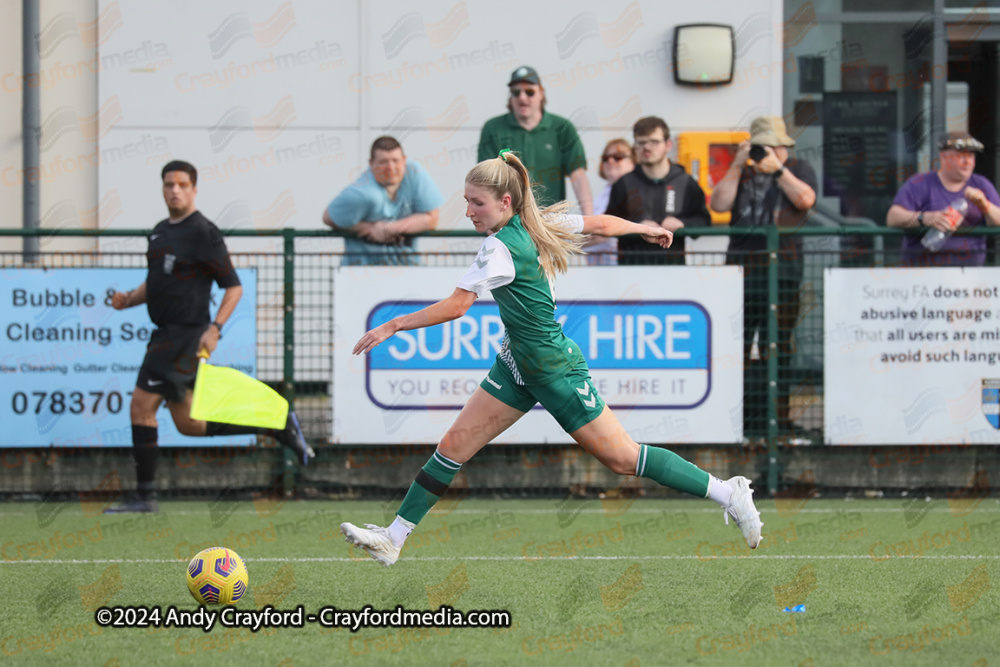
[205,421,273,437]
[132,425,158,501]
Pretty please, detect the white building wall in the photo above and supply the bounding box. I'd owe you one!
[3,0,784,253]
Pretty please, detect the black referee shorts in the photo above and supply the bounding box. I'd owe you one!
[136,324,206,403]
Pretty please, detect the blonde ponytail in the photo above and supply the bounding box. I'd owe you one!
[466,152,584,280]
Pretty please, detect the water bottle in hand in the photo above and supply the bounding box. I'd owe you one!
[921,198,968,252]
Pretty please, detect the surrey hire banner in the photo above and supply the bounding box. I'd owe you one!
[824,267,1000,445]
[333,266,743,444]
[0,268,257,447]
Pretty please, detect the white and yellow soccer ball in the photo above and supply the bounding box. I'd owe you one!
[186,547,248,605]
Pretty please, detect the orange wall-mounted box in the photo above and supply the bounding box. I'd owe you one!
[675,131,750,224]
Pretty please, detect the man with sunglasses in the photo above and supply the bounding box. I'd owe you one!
[477,66,592,214]
[887,132,1000,266]
[605,116,710,264]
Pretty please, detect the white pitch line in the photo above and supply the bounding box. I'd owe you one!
[3,554,1000,564]
[2,506,999,517]
[438,507,1000,515]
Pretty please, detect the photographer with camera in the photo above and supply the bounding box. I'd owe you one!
[710,116,817,440]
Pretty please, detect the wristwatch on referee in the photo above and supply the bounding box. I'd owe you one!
[211,321,223,338]
[916,211,925,227]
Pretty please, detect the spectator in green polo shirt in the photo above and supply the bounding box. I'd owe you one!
[477,66,593,213]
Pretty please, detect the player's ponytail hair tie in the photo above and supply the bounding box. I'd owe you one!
[498,148,512,162]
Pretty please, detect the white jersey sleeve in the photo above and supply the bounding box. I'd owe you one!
[553,213,585,234]
[456,236,515,297]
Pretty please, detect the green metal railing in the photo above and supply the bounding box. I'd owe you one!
[1,225,998,498]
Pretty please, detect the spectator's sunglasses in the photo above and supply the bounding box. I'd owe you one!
[602,153,629,163]
[509,87,537,98]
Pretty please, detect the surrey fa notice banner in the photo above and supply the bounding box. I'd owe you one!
[825,267,1000,445]
[333,266,744,444]
[0,268,257,447]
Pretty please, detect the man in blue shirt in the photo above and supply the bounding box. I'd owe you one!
[323,136,444,265]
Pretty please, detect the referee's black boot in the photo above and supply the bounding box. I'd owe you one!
[275,411,314,465]
[104,489,159,514]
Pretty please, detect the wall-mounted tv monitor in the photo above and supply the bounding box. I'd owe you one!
[673,24,735,87]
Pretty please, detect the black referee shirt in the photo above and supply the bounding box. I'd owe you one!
[145,211,240,327]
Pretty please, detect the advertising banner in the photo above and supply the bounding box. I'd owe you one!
[824,267,1000,445]
[334,266,743,444]
[0,268,257,447]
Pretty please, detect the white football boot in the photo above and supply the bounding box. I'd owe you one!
[723,476,763,549]
[340,522,401,566]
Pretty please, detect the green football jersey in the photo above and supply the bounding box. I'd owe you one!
[457,214,586,385]
[477,112,588,207]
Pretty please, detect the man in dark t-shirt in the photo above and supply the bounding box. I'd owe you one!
[105,161,312,513]
[710,117,818,438]
[605,116,710,264]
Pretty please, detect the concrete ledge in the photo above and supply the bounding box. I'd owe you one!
[1,444,997,499]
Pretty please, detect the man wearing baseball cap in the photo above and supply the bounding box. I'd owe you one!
[477,65,592,213]
[887,131,1000,266]
[711,116,818,440]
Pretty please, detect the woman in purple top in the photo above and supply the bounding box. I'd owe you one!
[887,132,1000,266]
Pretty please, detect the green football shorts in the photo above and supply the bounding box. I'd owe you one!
[479,357,606,433]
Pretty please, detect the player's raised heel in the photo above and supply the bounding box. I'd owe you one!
[341,522,401,566]
[722,476,763,549]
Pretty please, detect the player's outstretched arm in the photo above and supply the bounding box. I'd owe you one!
[581,215,673,248]
[111,282,147,310]
[353,288,477,355]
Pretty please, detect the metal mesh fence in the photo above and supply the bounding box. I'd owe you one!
[1,227,998,500]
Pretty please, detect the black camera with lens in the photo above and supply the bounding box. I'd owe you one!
[749,144,766,162]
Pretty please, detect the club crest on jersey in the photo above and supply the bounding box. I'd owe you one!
[164,254,176,274]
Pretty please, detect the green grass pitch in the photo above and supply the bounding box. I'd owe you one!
[1,497,998,666]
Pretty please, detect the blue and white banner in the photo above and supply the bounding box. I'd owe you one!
[0,268,257,447]
[334,266,743,444]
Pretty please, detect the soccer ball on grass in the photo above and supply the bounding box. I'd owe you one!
[186,547,248,605]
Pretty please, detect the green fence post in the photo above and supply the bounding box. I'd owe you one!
[766,226,779,495]
[282,228,296,495]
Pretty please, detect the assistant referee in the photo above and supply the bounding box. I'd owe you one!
[106,161,312,514]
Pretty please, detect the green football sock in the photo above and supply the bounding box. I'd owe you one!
[636,444,709,498]
[396,450,462,525]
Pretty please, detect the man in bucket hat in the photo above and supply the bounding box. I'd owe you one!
[710,116,817,440]
[887,131,1000,266]
[478,66,592,213]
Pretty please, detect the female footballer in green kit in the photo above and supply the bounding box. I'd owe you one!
[341,151,763,565]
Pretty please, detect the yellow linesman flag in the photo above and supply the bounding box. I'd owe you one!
[190,354,288,429]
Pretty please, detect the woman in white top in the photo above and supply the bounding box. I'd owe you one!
[586,138,635,265]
